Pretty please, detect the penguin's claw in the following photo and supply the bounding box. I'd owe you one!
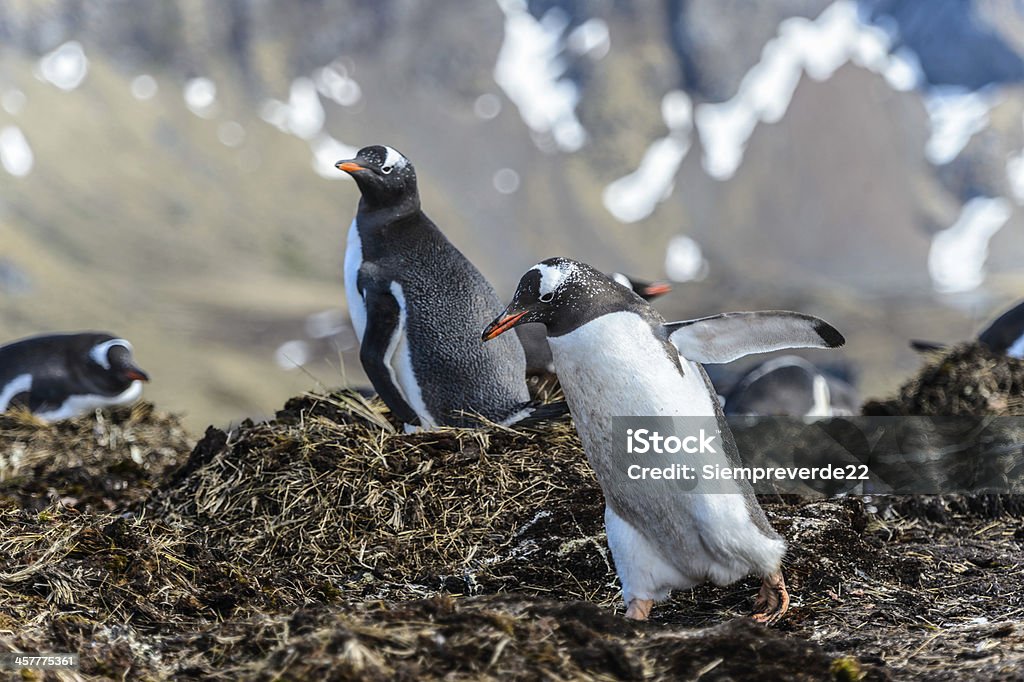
[751,571,789,625]
[624,598,654,621]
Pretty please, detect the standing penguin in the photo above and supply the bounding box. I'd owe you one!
[336,145,536,429]
[483,258,845,622]
[0,332,149,421]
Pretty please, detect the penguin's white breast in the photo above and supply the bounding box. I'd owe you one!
[386,282,436,428]
[344,218,367,342]
[34,380,144,422]
[548,311,718,418]
[0,373,32,412]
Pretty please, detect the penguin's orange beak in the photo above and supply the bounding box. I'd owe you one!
[336,161,365,173]
[641,282,672,297]
[482,310,528,341]
[124,367,150,382]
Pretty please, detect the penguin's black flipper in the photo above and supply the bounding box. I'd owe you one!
[358,285,421,426]
[909,339,947,353]
[24,374,69,414]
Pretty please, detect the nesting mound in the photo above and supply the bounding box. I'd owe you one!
[150,392,608,606]
[0,402,190,512]
[864,343,1024,416]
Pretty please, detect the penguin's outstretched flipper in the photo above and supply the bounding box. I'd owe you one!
[664,311,845,364]
[909,339,947,353]
[358,284,421,427]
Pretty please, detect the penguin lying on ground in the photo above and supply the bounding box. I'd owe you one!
[336,145,562,429]
[517,273,671,385]
[911,298,1024,358]
[483,257,844,623]
[0,332,149,421]
[723,355,859,417]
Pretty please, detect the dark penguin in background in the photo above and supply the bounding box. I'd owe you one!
[912,299,1024,358]
[0,332,149,422]
[483,257,845,623]
[517,273,672,380]
[336,145,540,429]
[724,355,859,417]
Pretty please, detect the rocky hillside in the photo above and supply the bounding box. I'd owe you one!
[0,0,1023,429]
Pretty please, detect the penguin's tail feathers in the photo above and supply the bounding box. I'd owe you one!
[909,339,948,353]
[501,400,571,428]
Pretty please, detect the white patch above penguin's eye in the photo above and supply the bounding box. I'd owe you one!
[89,339,132,370]
[381,146,408,172]
[534,263,570,297]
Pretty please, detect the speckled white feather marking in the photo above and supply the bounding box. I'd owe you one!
[345,218,367,342]
[34,380,144,422]
[388,281,436,429]
[89,339,132,369]
[0,373,32,412]
[382,146,408,170]
[535,263,570,297]
[549,311,785,605]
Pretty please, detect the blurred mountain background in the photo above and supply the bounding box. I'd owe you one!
[1,0,1023,430]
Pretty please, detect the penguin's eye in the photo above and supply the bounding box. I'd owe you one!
[381,165,394,175]
[540,292,554,303]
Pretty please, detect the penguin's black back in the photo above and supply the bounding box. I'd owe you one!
[724,359,819,417]
[978,300,1024,354]
[355,208,528,424]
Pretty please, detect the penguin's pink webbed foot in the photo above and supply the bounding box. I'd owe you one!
[624,598,654,621]
[751,571,789,625]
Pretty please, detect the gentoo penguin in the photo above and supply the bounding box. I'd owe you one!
[0,332,149,422]
[336,145,538,429]
[483,258,845,622]
[517,273,672,380]
[724,355,859,417]
[911,299,1024,358]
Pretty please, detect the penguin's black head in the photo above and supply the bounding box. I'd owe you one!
[86,337,150,390]
[609,272,672,301]
[483,257,648,340]
[335,145,418,209]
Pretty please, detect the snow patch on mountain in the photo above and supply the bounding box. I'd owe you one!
[694,0,920,181]
[602,91,692,223]
[493,0,592,153]
[928,197,1011,294]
